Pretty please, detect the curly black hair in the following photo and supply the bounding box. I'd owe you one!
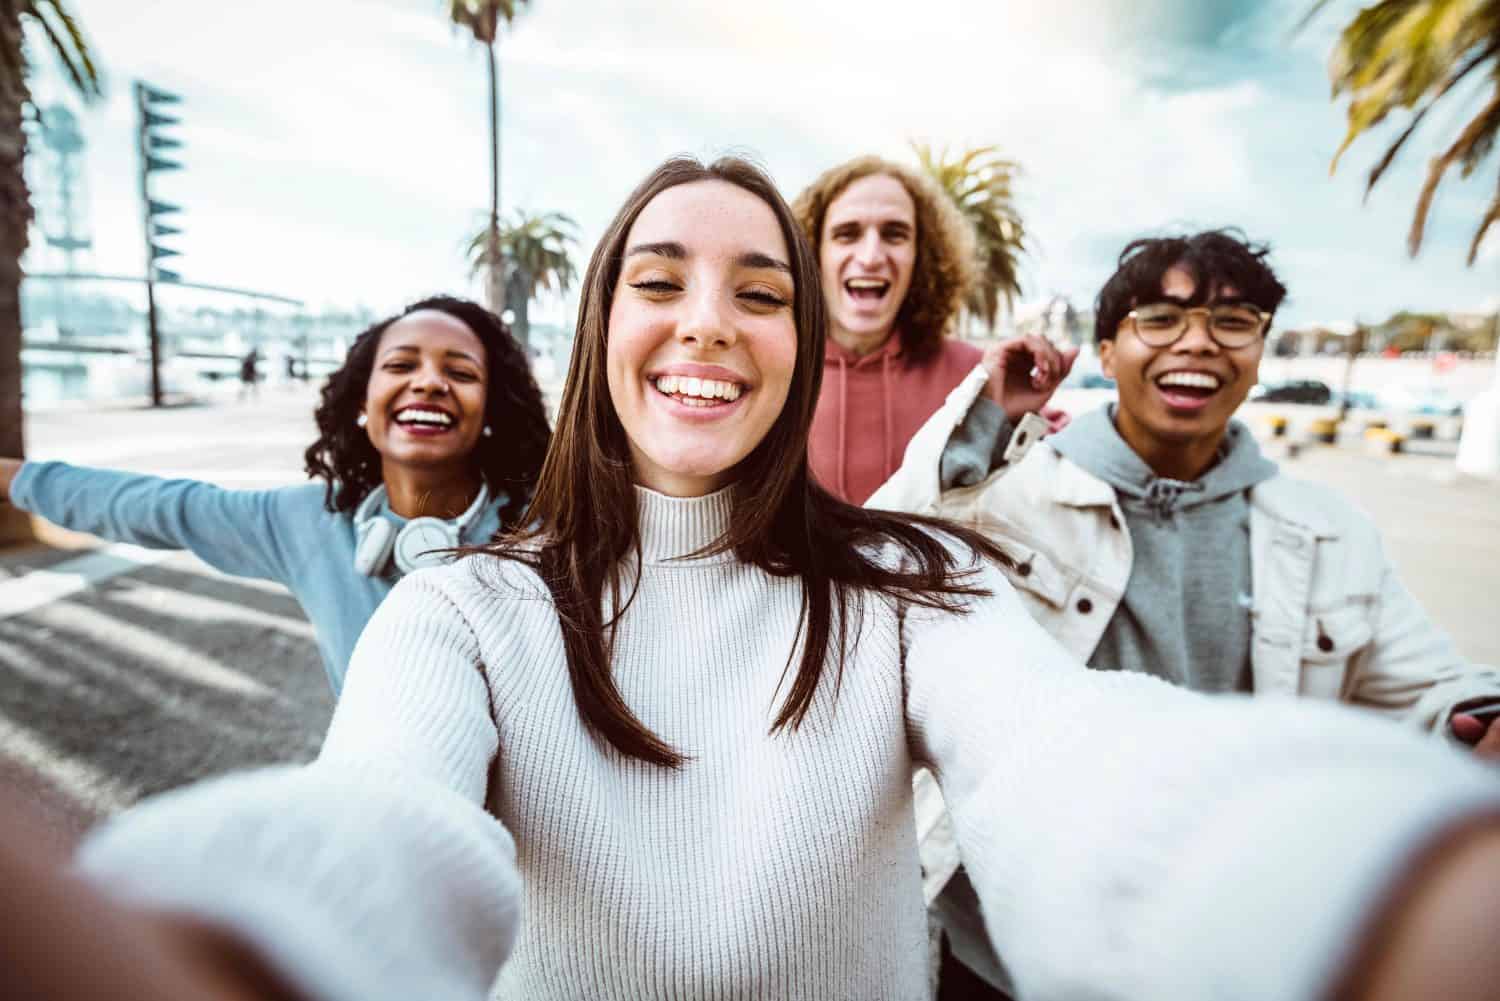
[1094,229,1288,343]
[303,295,552,528]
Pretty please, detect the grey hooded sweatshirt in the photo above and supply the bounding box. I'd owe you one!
[1047,406,1278,691]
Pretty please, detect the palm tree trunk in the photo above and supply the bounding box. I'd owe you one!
[0,4,35,544]
[485,39,507,322]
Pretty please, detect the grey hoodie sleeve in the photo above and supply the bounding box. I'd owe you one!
[938,396,1014,490]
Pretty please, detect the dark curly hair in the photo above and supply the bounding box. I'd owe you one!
[1094,229,1287,343]
[303,295,551,528]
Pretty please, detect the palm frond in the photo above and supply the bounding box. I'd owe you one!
[1407,88,1500,255]
[1317,0,1500,260]
[466,207,580,301]
[32,0,100,96]
[1467,171,1500,262]
[913,140,1027,328]
[446,0,526,44]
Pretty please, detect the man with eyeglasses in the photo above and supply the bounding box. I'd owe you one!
[870,229,1500,999]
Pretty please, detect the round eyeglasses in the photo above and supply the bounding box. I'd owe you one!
[1125,303,1271,349]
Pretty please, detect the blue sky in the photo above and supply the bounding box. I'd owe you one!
[26,0,1500,329]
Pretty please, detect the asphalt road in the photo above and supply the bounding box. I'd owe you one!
[1,388,1496,851]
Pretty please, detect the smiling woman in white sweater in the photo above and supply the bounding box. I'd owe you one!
[64,157,1500,1001]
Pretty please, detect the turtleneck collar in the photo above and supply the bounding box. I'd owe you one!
[634,484,737,565]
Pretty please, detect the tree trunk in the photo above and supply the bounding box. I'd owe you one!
[0,5,35,544]
[484,40,507,322]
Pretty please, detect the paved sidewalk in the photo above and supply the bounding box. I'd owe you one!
[1,391,1496,850]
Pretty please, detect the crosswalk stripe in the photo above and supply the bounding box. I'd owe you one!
[0,544,174,620]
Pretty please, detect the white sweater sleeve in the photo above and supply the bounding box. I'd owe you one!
[76,569,520,1001]
[903,558,1500,1001]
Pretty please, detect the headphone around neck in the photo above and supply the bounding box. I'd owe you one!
[352,482,490,578]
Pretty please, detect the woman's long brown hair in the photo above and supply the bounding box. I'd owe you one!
[487,156,1011,767]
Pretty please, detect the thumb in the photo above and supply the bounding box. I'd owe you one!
[1450,713,1487,744]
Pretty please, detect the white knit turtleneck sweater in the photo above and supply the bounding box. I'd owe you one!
[79,487,1500,1001]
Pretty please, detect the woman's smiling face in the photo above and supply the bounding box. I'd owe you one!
[360,310,488,476]
[606,179,799,497]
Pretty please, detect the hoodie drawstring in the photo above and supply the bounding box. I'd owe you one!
[836,354,849,500]
[881,348,895,485]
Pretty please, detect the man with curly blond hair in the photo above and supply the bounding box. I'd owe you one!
[794,157,1070,504]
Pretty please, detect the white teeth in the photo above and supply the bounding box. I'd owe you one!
[395,408,454,426]
[846,278,888,292]
[652,375,743,402]
[1157,372,1221,390]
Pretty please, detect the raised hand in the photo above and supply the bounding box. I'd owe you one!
[980,336,1081,423]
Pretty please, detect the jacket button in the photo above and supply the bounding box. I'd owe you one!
[1076,597,1093,614]
[1317,635,1334,652]
[1017,561,1032,578]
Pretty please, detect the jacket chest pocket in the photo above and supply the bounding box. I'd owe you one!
[1298,603,1375,699]
[992,536,1071,611]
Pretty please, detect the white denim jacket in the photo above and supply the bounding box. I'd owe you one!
[871,364,1500,900]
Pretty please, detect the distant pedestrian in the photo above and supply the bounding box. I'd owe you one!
[0,296,551,692]
[238,348,260,400]
[793,156,1072,504]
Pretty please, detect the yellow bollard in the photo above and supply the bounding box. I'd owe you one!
[1363,427,1404,455]
[1307,417,1340,444]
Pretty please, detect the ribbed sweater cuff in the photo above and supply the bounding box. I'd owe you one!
[76,764,520,1001]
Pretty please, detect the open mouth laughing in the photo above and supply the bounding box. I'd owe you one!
[392,404,458,434]
[648,371,748,411]
[1153,370,1225,412]
[844,276,891,304]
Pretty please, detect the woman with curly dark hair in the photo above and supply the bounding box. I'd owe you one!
[0,295,550,692]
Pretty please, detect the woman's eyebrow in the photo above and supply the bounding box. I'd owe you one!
[625,241,686,260]
[736,251,791,273]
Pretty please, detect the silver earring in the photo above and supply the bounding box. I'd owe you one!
[482,425,493,438]
[356,413,368,428]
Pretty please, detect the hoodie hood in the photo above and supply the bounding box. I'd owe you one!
[1049,405,1276,519]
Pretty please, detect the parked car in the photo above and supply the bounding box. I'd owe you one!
[1248,379,1332,405]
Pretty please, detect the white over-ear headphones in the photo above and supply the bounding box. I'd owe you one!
[352,482,490,578]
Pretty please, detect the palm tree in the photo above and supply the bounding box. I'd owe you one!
[0,1,99,544]
[913,142,1027,333]
[468,208,578,346]
[448,0,529,316]
[1306,0,1500,263]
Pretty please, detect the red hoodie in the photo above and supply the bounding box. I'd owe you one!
[809,335,982,504]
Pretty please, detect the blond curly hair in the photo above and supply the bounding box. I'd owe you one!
[792,156,976,363]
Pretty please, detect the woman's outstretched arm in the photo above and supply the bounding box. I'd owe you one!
[72,565,522,1001]
[903,555,1500,1001]
[2,459,303,583]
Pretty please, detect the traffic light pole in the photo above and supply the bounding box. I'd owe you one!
[134,80,184,408]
